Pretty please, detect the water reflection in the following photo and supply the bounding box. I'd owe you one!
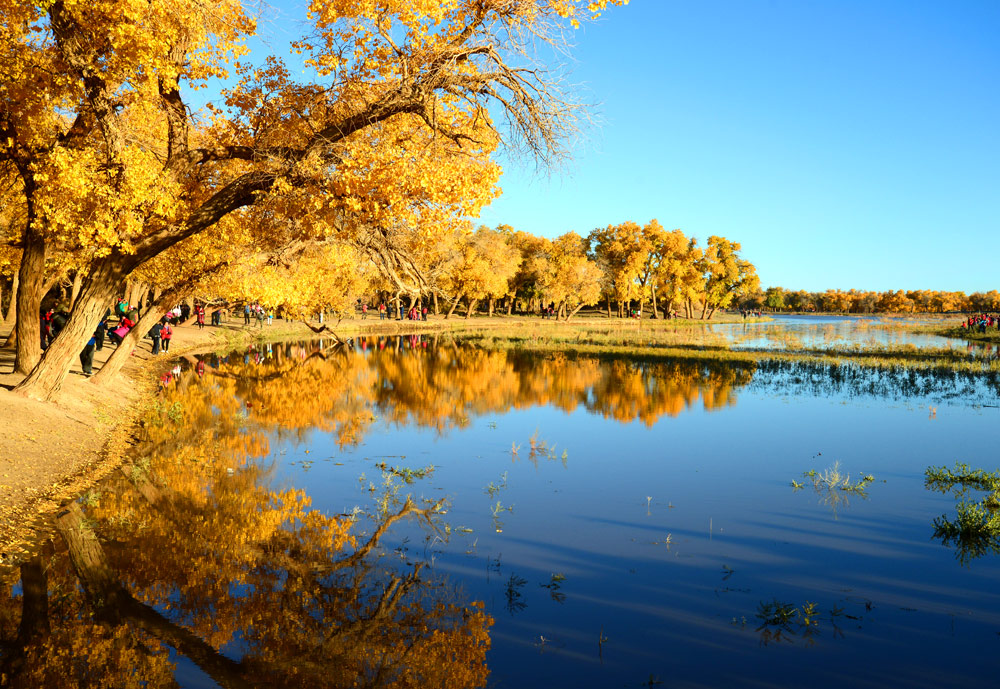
[5,338,1000,688]
[0,378,492,688]
[154,338,1000,450]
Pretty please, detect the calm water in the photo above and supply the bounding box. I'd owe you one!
[3,335,1000,688]
[711,314,985,352]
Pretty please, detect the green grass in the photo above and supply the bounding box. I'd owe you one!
[458,330,1000,375]
[925,463,1000,565]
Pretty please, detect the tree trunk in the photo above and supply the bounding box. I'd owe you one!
[183,296,196,325]
[126,281,146,309]
[92,303,168,385]
[650,284,659,319]
[506,299,513,315]
[17,552,50,646]
[606,296,612,319]
[14,258,122,400]
[433,291,439,315]
[69,271,83,310]
[55,502,254,689]
[14,232,47,374]
[488,297,494,317]
[445,295,460,319]
[565,303,586,321]
[707,306,717,319]
[394,292,401,319]
[4,271,17,324]
[465,297,478,319]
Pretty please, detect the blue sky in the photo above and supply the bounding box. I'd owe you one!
[245,0,999,292]
[476,0,1000,292]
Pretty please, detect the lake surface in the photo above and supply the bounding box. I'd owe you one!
[3,334,1000,688]
[711,314,984,352]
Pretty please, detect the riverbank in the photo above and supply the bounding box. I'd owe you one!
[0,311,763,557]
[934,326,1000,343]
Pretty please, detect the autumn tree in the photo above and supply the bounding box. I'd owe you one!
[536,232,602,320]
[1,0,626,400]
[699,236,759,319]
[589,221,650,317]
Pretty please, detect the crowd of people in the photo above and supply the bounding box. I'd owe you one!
[961,313,1000,333]
[61,298,273,377]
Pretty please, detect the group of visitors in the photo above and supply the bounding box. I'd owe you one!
[961,313,999,333]
[368,302,427,321]
[243,302,271,327]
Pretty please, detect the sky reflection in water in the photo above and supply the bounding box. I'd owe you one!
[3,334,1000,688]
[268,337,1000,688]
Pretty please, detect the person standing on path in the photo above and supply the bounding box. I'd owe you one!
[148,321,163,355]
[80,333,96,376]
[195,303,206,329]
[160,319,173,353]
[244,303,251,326]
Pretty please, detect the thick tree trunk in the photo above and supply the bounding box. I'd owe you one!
[707,306,717,320]
[92,303,168,385]
[4,271,17,324]
[488,297,494,317]
[606,296,612,318]
[433,291,439,315]
[14,232,47,374]
[506,299,513,315]
[445,295,460,319]
[69,271,83,310]
[465,297,478,319]
[650,284,659,319]
[14,259,122,400]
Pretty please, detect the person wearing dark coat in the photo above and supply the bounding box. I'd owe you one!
[148,322,163,355]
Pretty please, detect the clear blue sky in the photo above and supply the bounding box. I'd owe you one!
[245,0,999,292]
[475,0,1000,292]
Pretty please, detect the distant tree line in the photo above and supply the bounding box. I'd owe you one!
[374,220,759,321]
[758,287,1000,314]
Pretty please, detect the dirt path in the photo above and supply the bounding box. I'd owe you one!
[0,315,299,560]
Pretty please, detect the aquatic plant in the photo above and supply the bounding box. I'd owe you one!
[795,462,876,516]
[925,463,1000,565]
[484,472,509,498]
[375,462,435,484]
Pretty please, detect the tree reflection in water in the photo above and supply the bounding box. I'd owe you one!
[0,345,493,688]
[4,338,1000,686]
